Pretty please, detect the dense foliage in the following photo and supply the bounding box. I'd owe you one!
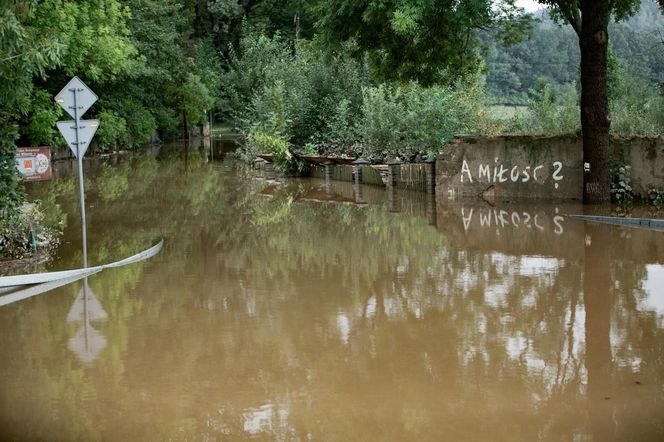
[313,0,533,85]
[223,32,486,170]
[0,0,223,256]
[1,0,663,229]
[485,0,664,103]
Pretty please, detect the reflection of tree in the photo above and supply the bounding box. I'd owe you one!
[584,223,615,441]
[5,149,663,439]
[607,228,664,440]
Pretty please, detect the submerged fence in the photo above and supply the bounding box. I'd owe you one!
[309,162,435,193]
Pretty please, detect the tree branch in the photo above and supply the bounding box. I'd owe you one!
[562,5,582,37]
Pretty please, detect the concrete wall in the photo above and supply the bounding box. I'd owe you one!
[436,135,664,203]
[612,137,664,196]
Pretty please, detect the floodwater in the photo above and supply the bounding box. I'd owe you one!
[2,139,664,440]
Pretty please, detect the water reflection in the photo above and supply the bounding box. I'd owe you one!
[642,266,664,324]
[584,223,615,441]
[0,148,662,440]
[66,281,108,364]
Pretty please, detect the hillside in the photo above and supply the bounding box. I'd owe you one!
[485,0,663,104]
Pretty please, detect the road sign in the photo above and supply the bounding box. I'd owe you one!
[54,76,100,269]
[16,147,52,181]
[56,120,99,158]
[54,76,98,119]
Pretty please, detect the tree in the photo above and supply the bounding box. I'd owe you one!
[484,1,664,104]
[1,0,63,212]
[536,0,641,203]
[313,0,532,86]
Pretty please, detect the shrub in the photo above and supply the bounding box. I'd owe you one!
[0,202,61,260]
[220,29,291,122]
[226,30,484,168]
[610,165,634,203]
[247,80,290,137]
[96,109,129,151]
[225,31,369,159]
[121,99,157,147]
[358,75,482,161]
[21,89,63,147]
[648,188,664,209]
[322,98,362,155]
[507,79,580,135]
[358,84,406,160]
[246,131,304,175]
[611,69,664,136]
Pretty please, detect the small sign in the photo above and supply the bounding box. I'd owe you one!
[16,147,52,181]
[54,76,98,119]
[56,119,100,158]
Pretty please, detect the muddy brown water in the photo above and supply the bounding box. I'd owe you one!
[1,140,664,440]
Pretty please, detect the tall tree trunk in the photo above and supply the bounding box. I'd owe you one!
[580,0,612,203]
[182,108,189,141]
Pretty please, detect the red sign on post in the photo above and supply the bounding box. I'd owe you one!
[16,147,52,181]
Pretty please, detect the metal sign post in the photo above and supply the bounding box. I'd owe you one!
[55,77,100,269]
[74,85,87,268]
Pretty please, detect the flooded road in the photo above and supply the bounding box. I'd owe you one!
[2,140,664,440]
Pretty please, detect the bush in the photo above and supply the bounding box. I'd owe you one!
[507,79,580,135]
[0,124,23,209]
[225,31,369,158]
[227,30,484,168]
[120,99,157,147]
[358,84,405,159]
[21,89,63,147]
[501,66,664,137]
[246,131,304,175]
[611,69,664,136]
[220,29,292,122]
[611,165,634,204]
[358,75,483,161]
[321,98,362,155]
[96,109,129,151]
[648,188,664,209]
[247,80,290,137]
[0,202,61,260]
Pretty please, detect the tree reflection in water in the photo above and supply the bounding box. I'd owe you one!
[0,143,662,440]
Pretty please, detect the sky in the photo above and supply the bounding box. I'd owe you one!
[515,0,542,12]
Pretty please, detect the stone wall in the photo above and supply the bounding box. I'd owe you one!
[436,135,664,203]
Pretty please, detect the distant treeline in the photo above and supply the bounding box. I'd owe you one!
[485,0,664,104]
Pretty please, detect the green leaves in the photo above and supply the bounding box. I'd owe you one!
[31,0,139,82]
[358,76,483,161]
[96,109,129,150]
[1,1,64,212]
[227,29,486,165]
[390,4,421,37]
[22,88,63,146]
[314,0,534,85]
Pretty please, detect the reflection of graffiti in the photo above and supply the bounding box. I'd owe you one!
[460,159,564,188]
[461,208,565,235]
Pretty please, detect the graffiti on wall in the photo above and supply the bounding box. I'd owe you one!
[460,159,565,189]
